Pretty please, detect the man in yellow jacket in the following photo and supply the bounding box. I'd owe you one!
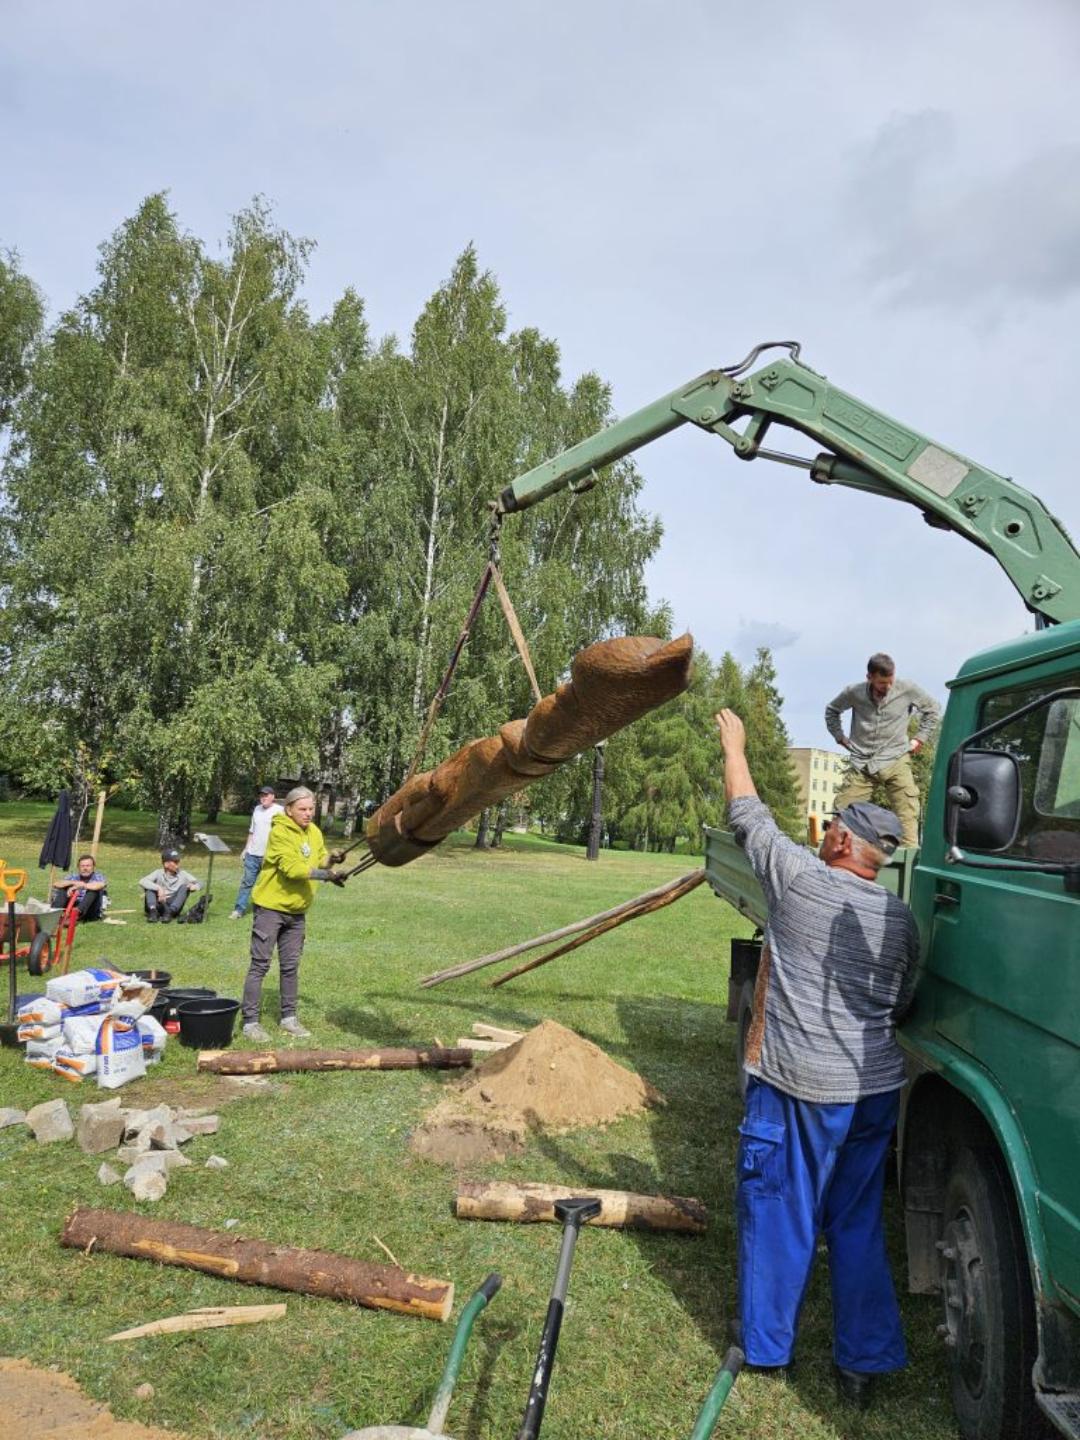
[241,786,346,1042]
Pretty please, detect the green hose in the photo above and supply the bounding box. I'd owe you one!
[425,1273,502,1435]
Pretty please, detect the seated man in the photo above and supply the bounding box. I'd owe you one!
[139,848,201,924]
[50,854,108,921]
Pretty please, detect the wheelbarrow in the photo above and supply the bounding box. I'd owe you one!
[0,896,69,976]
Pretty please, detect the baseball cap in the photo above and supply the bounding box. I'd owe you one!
[258,785,276,796]
[836,802,903,854]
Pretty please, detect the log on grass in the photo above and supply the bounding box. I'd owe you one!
[455,1180,707,1234]
[61,1209,453,1322]
[196,1046,473,1075]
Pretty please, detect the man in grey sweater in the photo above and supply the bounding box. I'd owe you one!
[825,652,940,847]
[716,708,919,1409]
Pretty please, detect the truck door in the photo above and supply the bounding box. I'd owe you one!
[928,675,1080,1310]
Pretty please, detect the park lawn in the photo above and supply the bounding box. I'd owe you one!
[0,802,958,1440]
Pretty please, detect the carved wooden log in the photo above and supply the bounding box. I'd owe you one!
[196,1047,473,1075]
[455,1181,707,1233]
[369,633,693,865]
[60,1209,454,1321]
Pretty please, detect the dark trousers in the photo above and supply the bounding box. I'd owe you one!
[144,888,189,920]
[737,1076,906,1372]
[242,904,306,1022]
[50,887,105,921]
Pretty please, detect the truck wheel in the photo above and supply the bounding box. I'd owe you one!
[27,930,51,976]
[940,1147,1046,1440]
[735,979,755,1100]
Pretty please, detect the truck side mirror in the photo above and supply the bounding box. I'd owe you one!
[945,750,1021,853]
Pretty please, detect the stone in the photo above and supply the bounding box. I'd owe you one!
[76,1098,125,1155]
[116,1136,152,1163]
[130,1169,167,1202]
[123,1103,171,1139]
[204,1155,229,1170]
[0,1107,27,1129]
[160,1149,192,1170]
[124,1153,168,1186]
[148,1121,181,1151]
[134,1383,155,1401]
[97,1163,122,1186]
[223,1218,239,1229]
[170,1124,194,1146]
[178,1114,220,1135]
[26,1099,74,1144]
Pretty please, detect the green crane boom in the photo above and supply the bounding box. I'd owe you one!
[496,343,1080,626]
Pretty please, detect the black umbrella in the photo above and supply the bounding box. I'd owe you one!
[39,788,74,872]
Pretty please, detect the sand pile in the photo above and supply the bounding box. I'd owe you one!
[0,1356,186,1439]
[411,1019,663,1166]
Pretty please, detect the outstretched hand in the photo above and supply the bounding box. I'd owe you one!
[714,708,746,754]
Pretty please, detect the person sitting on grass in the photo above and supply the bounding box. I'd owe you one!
[139,848,201,924]
[50,854,108,921]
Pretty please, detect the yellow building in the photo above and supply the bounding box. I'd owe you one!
[788,747,850,841]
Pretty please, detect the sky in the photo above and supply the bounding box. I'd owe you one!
[4,0,1080,745]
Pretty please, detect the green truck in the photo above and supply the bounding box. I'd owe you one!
[496,343,1080,1440]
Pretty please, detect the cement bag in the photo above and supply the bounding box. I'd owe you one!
[17,1021,61,1042]
[47,967,125,1009]
[54,1047,98,1081]
[62,1014,105,1054]
[16,997,63,1026]
[136,1015,167,1059]
[24,1035,63,1068]
[96,1015,146,1089]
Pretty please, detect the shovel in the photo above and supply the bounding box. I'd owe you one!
[0,863,28,1046]
[342,1273,501,1439]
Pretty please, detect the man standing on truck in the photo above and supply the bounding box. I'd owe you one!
[825,653,939,847]
[716,708,919,1409]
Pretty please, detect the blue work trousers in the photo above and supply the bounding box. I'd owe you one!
[232,852,264,917]
[737,1076,906,1373]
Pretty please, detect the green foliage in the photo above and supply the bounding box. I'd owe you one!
[0,249,44,427]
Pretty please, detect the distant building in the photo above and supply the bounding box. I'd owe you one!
[788,747,850,842]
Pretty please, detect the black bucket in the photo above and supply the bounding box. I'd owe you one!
[129,968,173,991]
[160,985,216,1016]
[175,996,240,1049]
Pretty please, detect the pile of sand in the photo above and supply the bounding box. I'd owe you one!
[0,1356,186,1439]
[411,1019,663,1166]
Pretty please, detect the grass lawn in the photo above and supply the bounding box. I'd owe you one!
[0,801,958,1439]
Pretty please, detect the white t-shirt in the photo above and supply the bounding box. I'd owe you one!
[247,803,284,857]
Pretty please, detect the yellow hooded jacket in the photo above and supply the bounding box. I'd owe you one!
[251,812,328,915]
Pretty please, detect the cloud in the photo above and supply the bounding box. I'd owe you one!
[848,112,1080,310]
[733,619,800,662]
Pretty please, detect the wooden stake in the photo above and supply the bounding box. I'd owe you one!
[456,1037,511,1052]
[61,1209,454,1322]
[455,1181,707,1233]
[106,1303,286,1341]
[196,1046,473,1076]
[89,790,107,860]
[472,1023,524,1043]
[418,870,704,988]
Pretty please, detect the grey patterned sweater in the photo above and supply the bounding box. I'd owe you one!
[730,796,919,1103]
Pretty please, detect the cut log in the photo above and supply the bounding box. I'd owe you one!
[61,1209,453,1322]
[471,1023,524,1043]
[455,1181,707,1234]
[456,1037,511,1052]
[106,1303,286,1341]
[196,1047,473,1075]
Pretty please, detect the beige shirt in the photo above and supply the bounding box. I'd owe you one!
[825,678,939,774]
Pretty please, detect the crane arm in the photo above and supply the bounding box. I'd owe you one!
[496,344,1080,626]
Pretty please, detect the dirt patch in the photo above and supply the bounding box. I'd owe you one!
[411,1019,663,1165]
[130,1073,280,1109]
[0,1356,188,1438]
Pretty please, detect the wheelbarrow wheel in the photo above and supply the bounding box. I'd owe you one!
[27,930,51,976]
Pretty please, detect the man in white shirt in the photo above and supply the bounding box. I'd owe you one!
[229,786,284,920]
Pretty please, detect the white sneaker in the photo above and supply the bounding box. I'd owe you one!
[242,1022,271,1043]
[279,1017,311,1039]
[228,910,243,920]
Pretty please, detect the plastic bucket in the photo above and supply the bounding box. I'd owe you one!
[129,968,173,991]
[175,996,240,1049]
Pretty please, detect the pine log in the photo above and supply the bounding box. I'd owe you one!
[455,1181,707,1233]
[369,633,693,867]
[196,1047,473,1075]
[61,1209,453,1321]
[106,1303,286,1341]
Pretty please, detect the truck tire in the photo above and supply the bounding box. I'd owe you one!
[940,1146,1047,1440]
[27,930,51,976]
[735,979,755,1101]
